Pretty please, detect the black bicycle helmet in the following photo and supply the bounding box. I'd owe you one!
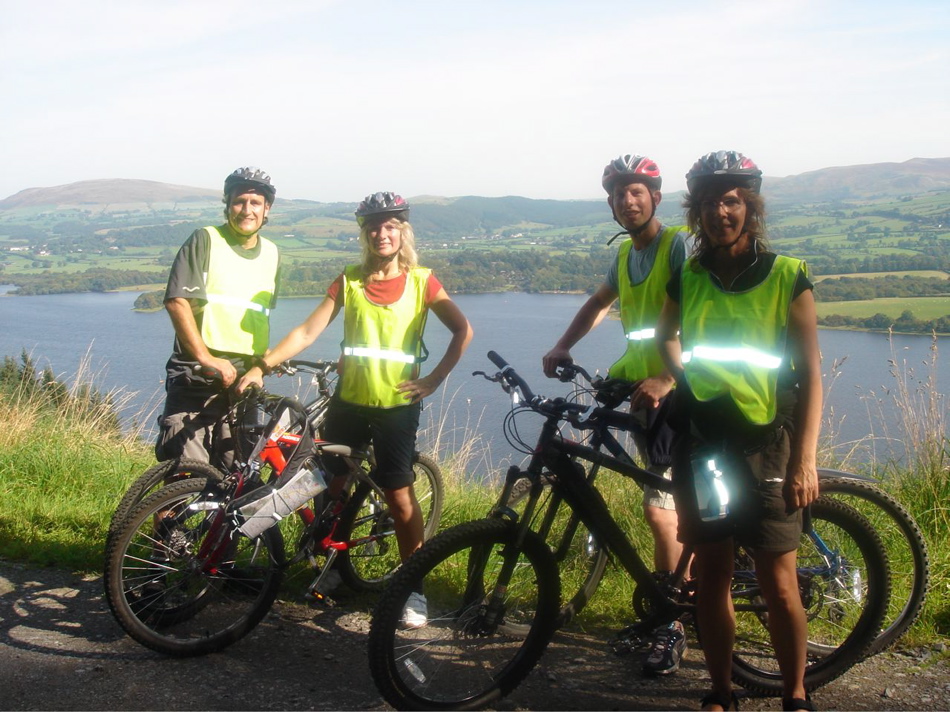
[224,167,276,204]
[685,151,762,195]
[355,191,410,227]
[601,155,662,193]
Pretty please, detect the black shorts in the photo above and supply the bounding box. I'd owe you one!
[672,428,803,552]
[321,398,421,490]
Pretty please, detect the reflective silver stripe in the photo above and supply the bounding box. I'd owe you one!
[697,457,731,507]
[624,328,656,341]
[205,293,271,316]
[343,346,416,364]
[682,345,782,369]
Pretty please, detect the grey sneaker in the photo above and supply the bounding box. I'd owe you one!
[642,620,687,676]
[402,592,428,629]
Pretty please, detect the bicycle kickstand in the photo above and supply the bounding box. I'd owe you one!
[305,548,341,608]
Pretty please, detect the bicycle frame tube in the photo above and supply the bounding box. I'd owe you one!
[537,439,684,620]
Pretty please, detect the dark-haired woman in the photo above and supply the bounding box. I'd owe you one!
[656,152,821,712]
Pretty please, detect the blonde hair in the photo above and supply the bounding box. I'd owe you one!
[359,216,419,278]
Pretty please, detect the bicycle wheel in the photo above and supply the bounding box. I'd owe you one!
[819,474,930,653]
[336,452,445,593]
[508,473,608,629]
[368,518,560,711]
[103,479,284,657]
[728,497,889,695]
[107,459,226,540]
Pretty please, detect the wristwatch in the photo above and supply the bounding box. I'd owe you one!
[251,355,272,375]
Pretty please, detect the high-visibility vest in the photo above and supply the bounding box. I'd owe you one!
[608,226,683,382]
[680,255,804,425]
[339,265,430,408]
[200,226,278,356]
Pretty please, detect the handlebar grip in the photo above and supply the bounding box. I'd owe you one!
[197,365,223,381]
[487,350,508,370]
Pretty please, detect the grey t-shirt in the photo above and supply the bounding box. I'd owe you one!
[163,227,281,384]
[606,224,691,292]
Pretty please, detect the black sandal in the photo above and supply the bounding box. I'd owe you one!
[782,696,816,711]
[700,690,739,711]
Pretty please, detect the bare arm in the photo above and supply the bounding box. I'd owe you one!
[541,283,617,377]
[655,296,684,382]
[236,295,341,392]
[398,289,473,404]
[166,297,239,386]
[783,288,822,510]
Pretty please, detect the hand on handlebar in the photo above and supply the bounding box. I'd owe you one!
[199,356,237,387]
[236,367,264,394]
[541,346,572,378]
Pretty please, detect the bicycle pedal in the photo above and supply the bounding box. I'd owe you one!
[305,590,336,608]
[608,624,650,656]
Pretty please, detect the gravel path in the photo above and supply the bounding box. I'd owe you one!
[1,560,947,711]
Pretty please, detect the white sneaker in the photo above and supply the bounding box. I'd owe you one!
[402,592,428,629]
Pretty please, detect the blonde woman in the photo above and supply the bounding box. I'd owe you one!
[239,192,472,627]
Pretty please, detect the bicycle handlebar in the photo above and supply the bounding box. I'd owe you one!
[487,350,536,402]
[482,351,642,433]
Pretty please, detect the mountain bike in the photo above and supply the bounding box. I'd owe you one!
[107,359,444,594]
[104,375,443,657]
[367,352,889,710]
[504,372,929,657]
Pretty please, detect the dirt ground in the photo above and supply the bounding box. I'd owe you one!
[1,560,947,711]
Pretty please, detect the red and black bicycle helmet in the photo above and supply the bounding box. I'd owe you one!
[223,167,276,204]
[601,155,662,193]
[355,191,410,227]
[685,151,762,195]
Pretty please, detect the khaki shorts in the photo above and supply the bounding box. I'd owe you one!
[631,415,676,512]
[155,392,233,470]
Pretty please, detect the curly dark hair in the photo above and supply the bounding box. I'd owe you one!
[682,184,768,263]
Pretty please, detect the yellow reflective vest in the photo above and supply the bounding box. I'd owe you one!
[201,226,278,356]
[680,255,804,425]
[339,266,431,408]
[608,226,683,382]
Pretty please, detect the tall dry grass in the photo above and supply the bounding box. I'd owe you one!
[0,352,154,569]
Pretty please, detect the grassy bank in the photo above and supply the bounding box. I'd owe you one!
[0,349,946,645]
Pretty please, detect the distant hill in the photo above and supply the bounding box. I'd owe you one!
[0,179,220,210]
[1,156,948,228]
[765,157,950,204]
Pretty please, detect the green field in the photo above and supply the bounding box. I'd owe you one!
[816,296,950,319]
[814,270,950,282]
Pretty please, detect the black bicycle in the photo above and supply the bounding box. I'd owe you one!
[368,352,890,710]
[502,371,928,657]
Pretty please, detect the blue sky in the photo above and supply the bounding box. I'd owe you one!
[2,0,948,202]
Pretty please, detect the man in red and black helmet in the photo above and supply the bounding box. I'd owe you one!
[155,167,281,467]
[542,154,691,677]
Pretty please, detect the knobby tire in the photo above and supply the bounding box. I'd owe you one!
[818,474,929,654]
[368,518,560,710]
[103,479,284,657]
[337,453,445,592]
[727,497,890,695]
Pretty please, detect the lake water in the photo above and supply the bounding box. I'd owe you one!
[1,288,946,480]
